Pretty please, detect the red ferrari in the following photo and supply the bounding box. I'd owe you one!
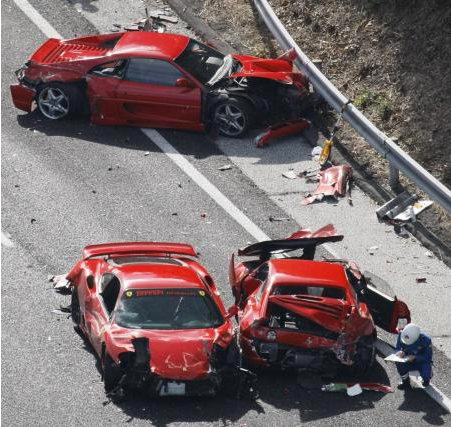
[229,225,411,373]
[62,242,256,400]
[11,31,310,137]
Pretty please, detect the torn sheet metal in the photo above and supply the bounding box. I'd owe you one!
[50,274,71,293]
[254,118,311,148]
[322,382,393,393]
[302,165,353,205]
[376,191,417,221]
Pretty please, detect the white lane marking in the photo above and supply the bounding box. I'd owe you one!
[376,339,451,413]
[141,129,270,242]
[13,0,62,38]
[1,231,14,248]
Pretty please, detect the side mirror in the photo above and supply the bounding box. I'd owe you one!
[176,77,195,88]
[225,304,238,320]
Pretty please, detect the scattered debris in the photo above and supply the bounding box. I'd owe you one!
[112,23,122,28]
[269,215,290,222]
[282,169,297,179]
[346,383,363,396]
[424,251,434,258]
[322,382,393,394]
[394,223,409,238]
[254,118,311,148]
[367,245,379,255]
[311,146,322,160]
[201,212,207,218]
[376,192,433,224]
[144,151,150,156]
[416,277,427,283]
[218,164,232,171]
[171,212,178,216]
[31,218,36,224]
[50,274,71,293]
[301,165,353,205]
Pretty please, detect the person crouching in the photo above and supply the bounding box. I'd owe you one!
[396,323,433,389]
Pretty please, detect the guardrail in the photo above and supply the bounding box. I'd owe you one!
[253,0,451,214]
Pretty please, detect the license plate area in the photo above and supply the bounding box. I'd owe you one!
[159,381,186,396]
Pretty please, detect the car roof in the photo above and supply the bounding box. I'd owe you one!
[113,261,205,290]
[113,32,190,60]
[268,259,348,288]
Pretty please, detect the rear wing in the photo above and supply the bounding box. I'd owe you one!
[238,224,343,257]
[82,242,197,260]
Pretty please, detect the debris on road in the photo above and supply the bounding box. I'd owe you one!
[376,192,432,222]
[144,151,150,156]
[322,382,393,394]
[301,165,353,205]
[416,277,427,283]
[367,245,379,255]
[254,118,311,148]
[31,218,36,224]
[268,215,290,222]
[282,169,297,179]
[50,274,71,293]
[425,251,434,258]
[311,146,322,160]
[218,164,232,171]
[201,212,207,218]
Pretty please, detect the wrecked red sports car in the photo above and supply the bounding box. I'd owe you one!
[63,242,256,400]
[11,31,310,137]
[229,225,411,373]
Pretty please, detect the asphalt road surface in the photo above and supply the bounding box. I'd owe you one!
[2,0,451,425]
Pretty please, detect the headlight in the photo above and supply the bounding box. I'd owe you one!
[266,330,277,341]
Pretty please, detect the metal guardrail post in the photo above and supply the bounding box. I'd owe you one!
[253,0,451,214]
[389,138,401,191]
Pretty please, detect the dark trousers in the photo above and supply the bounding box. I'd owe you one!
[396,361,432,382]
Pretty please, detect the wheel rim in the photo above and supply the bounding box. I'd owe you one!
[214,104,246,137]
[38,87,69,119]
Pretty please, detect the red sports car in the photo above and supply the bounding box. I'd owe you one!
[11,31,310,137]
[62,242,256,400]
[229,225,411,373]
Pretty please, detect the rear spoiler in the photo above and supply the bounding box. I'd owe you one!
[82,242,197,260]
[238,224,343,257]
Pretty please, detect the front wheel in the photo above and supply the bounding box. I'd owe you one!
[211,98,253,138]
[36,83,83,120]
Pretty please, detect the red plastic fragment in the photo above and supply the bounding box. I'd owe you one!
[254,118,311,148]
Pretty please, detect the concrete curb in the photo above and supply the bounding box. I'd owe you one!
[376,339,451,414]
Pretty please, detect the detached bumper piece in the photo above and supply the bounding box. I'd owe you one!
[254,118,311,148]
[10,83,35,112]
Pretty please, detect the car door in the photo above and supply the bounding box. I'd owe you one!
[89,273,121,355]
[241,263,270,303]
[359,271,411,333]
[86,59,127,125]
[114,57,203,130]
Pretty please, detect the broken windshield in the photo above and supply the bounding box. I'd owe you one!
[272,285,346,300]
[115,288,224,330]
[174,39,225,85]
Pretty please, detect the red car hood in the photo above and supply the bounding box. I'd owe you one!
[268,295,349,332]
[231,54,304,86]
[107,325,232,381]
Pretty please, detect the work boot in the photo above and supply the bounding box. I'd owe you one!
[397,378,411,390]
[422,379,430,387]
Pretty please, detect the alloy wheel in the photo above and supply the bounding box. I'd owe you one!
[38,87,70,119]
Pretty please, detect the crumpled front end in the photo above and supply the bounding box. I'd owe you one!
[241,296,374,372]
[104,329,257,400]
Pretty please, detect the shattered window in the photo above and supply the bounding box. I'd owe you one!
[114,288,224,330]
[124,58,184,86]
[272,285,346,300]
[174,39,225,84]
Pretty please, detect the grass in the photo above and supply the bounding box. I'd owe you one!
[354,90,393,121]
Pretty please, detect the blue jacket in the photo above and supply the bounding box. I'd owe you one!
[396,332,433,364]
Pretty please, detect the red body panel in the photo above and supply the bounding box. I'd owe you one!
[255,118,311,148]
[67,242,234,382]
[10,84,35,112]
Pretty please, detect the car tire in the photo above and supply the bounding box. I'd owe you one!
[36,83,84,120]
[211,98,253,138]
[103,353,123,394]
[70,287,82,332]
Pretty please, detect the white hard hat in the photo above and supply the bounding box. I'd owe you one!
[401,323,421,345]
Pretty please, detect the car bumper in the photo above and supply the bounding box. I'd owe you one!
[10,83,35,112]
